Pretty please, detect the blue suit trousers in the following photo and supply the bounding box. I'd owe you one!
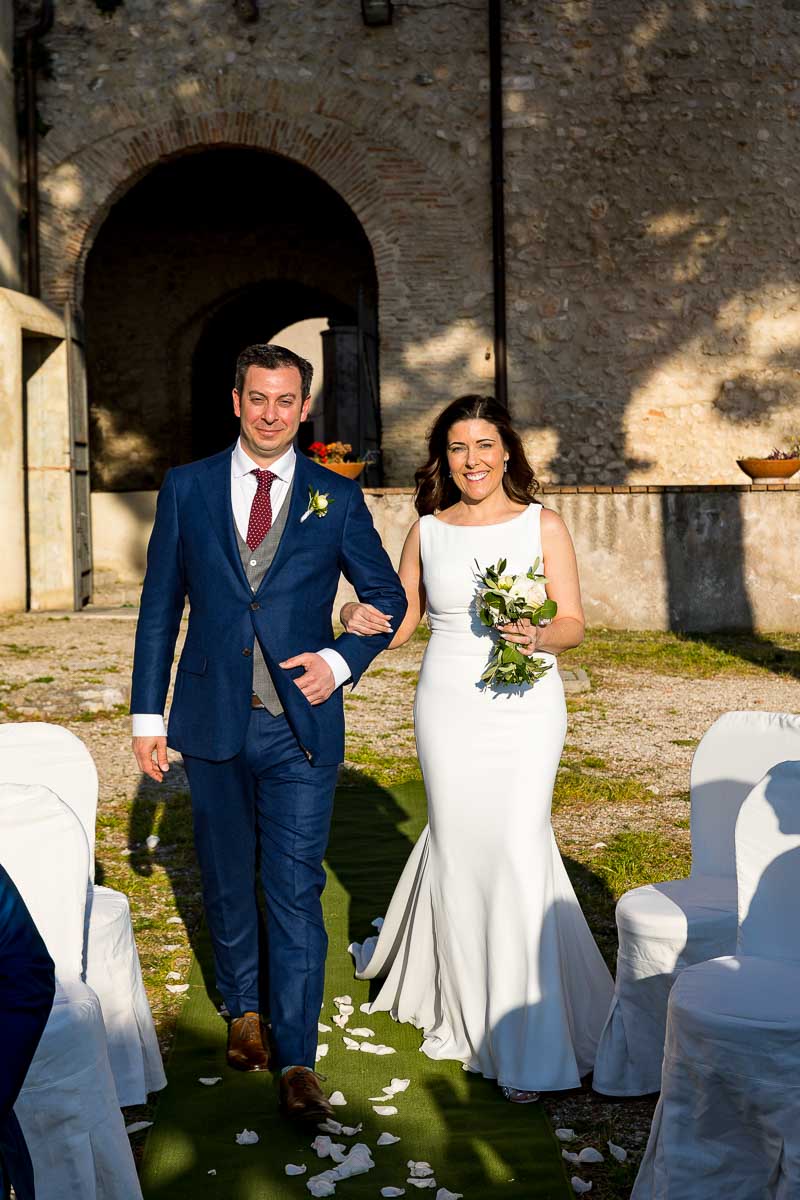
[182,710,338,1069]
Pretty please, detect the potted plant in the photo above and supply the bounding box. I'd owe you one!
[737,434,800,483]
[307,441,366,479]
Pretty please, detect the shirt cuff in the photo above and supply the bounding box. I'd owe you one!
[132,714,167,738]
[317,648,352,689]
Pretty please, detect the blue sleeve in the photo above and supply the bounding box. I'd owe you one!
[130,469,187,715]
[333,486,408,686]
[0,865,55,1116]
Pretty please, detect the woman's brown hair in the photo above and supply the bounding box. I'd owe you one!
[414,395,539,517]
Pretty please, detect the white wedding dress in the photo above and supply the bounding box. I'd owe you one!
[351,504,614,1091]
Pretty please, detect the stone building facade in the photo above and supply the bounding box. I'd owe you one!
[2,0,799,621]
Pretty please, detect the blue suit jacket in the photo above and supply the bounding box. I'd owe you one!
[0,862,56,1199]
[131,445,407,765]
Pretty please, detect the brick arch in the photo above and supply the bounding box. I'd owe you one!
[37,75,492,483]
[37,76,477,314]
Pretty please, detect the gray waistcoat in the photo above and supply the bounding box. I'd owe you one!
[235,477,294,715]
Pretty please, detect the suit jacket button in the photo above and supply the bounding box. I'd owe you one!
[242,648,252,657]
[250,602,260,611]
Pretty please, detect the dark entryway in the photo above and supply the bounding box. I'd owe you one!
[84,147,379,492]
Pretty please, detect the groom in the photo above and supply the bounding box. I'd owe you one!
[131,343,406,1124]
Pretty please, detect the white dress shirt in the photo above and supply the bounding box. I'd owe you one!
[131,439,351,737]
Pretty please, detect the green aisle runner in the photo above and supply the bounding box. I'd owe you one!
[140,778,570,1199]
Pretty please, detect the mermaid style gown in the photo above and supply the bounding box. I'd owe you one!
[350,504,614,1092]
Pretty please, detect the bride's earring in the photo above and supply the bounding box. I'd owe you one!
[503,460,509,473]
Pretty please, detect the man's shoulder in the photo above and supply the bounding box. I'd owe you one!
[166,446,233,485]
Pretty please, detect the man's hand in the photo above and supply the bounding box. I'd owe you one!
[133,735,170,782]
[279,653,336,705]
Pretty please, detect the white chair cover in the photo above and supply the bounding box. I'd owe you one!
[633,760,800,1199]
[0,782,142,1200]
[593,710,800,1096]
[0,723,166,1106]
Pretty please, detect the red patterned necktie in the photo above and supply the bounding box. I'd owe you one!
[246,469,276,550]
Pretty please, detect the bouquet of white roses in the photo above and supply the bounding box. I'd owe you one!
[474,556,557,687]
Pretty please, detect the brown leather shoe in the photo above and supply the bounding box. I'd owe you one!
[279,1067,335,1126]
[227,1012,270,1072]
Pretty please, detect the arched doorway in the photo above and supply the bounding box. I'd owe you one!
[83,147,379,493]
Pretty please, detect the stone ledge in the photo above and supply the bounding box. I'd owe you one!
[364,483,800,496]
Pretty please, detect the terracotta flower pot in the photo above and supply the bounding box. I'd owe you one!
[320,461,366,479]
[736,457,800,483]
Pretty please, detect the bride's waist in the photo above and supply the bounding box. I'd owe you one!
[425,627,556,660]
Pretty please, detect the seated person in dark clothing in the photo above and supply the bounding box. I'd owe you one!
[0,862,56,1200]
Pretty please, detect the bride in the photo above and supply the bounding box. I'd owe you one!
[344,395,613,1102]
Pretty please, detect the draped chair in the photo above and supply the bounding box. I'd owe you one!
[632,759,800,1200]
[0,723,166,1106]
[593,710,800,1097]
[0,782,142,1200]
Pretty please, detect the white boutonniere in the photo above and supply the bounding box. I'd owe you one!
[300,487,333,523]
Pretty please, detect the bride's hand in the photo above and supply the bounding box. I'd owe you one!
[503,619,541,656]
[340,602,394,637]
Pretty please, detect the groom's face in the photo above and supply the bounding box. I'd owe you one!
[232,365,311,465]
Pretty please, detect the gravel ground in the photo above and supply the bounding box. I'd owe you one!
[2,609,799,1197]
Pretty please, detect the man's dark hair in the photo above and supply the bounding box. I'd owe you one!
[234,343,314,399]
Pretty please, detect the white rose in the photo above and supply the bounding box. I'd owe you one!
[316,495,329,510]
[525,580,548,607]
[498,575,515,590]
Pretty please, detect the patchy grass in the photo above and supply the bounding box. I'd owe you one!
[344,744,423,788]
[553,768,652,813]
[670,738,698,748]
[577,628,800,681]
[593,830,692,898]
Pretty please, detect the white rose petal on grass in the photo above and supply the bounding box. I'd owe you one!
[331,1144,374,1179]
[377,1132,401,1146]
[332,995,352,1007]
[166,983,189,994]
[207,1169,216,1176]
[571,1179,592,1196]
[381,1190,405,1198]
[562,1150,580,1165]
[578,1147,604,1164]
[311,1136,344,1161]
[166,916,182,925]
[146,834,160,849]
[360,1043,395,1055]
[340,1124,363,1137]
[406,1180,436,1191]
[286,1164,307,1176]
[348,1027,375,1038]
[306,1176,336,1198]
[608,1140,627,1163]
[316,1044,329,1062]
[555,1128,576,1141]
[385,1079,410,1096]
[318,1022,332,1033]
[329,1091,347,1107]
[332,1014,350,1029]
[121,848,132,856]
[342,1036,360,1051]
[435,1191,463,1200]
[125,1121,153,1135]
[317,1119,343,1135]
[407,1161,435,1177]
[163,944,181,951]
[166,971,181,981]
[198,1077,222,1086]
[373,1105,398,1117]
[235,1129,259,1145]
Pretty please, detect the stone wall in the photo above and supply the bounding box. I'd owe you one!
[17,0,800,488]
[91,484,800,633]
